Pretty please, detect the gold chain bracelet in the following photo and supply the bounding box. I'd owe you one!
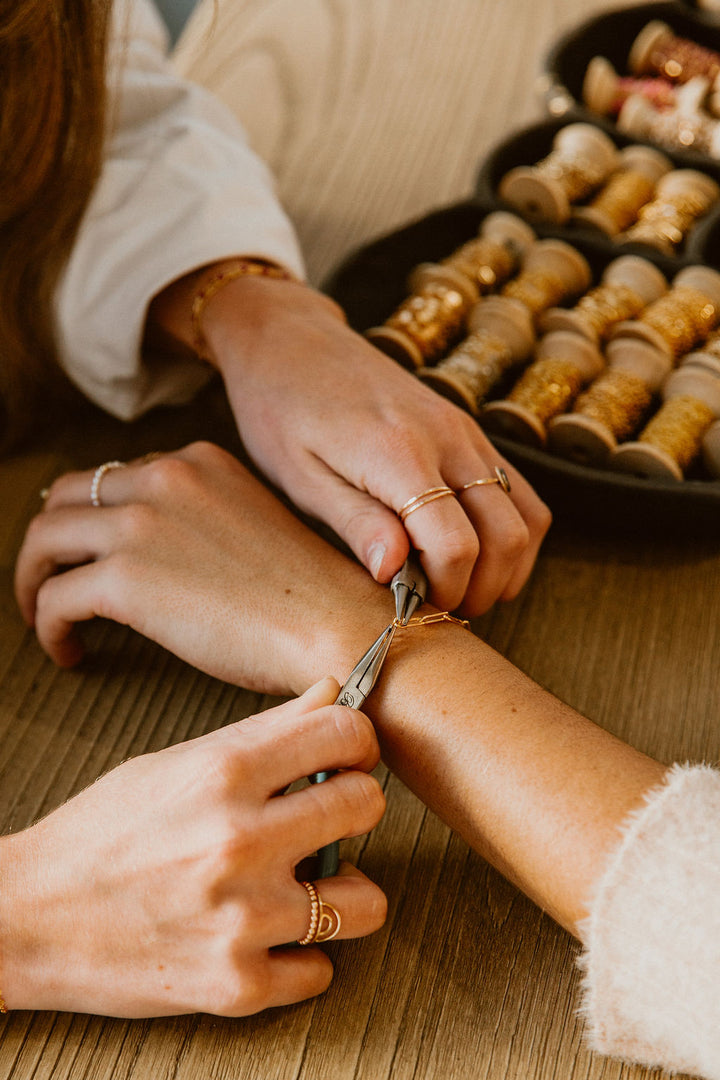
[392,611,471,631]
[190,259,296,361]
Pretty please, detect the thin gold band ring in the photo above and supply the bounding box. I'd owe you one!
[398,486,456,522]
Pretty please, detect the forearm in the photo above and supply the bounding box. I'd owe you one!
[305,569,665,937]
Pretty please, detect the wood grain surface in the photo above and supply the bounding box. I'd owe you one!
[0,0,713,1077]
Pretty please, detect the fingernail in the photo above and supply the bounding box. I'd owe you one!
[368,542,386,580]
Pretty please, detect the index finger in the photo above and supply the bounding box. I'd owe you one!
[218,679,381,794]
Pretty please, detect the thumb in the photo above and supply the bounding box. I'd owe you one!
[303,477,410,584]
[352,498,409,583]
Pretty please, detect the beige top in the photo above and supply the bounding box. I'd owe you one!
[581,764,720,1079]
[55,0,304,421]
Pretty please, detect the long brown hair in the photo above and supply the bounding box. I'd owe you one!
[0,0,111,451]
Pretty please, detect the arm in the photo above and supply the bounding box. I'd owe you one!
[19,444,720,1073]
[55,0,304,421]
[147,264,552,613]
[14,443,663,934]
[55,0,550,613]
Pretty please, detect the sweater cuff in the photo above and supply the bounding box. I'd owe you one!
[579,763,720,1080]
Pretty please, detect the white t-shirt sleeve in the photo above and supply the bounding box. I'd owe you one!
[55,0,304,420]
[580,763,720,1080]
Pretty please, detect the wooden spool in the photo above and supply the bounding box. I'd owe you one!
[629,19,720,85]
[618,90,720,160]
[612,355,720,479]
[582,55,676,116]
[618,169,720,254]
[540,254,667,342]
[365,212,534,369]
[547,337,672,464]
[418,296,535,414]
[629,21,676,76]
[409,211,535,297]
[498,238,591,324]
[482,330,603,448]
[572,145,672,236]
[609,264,720,361]
[498,122,618,224]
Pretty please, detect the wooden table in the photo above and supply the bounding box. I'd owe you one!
[1,1,716,1076]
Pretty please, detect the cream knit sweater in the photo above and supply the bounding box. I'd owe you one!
[582,764,720,1078]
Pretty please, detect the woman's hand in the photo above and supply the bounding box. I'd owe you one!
[208,278,552,615]
[14,442,386,693]
[0,680,386,1016]
[150,270,552,616]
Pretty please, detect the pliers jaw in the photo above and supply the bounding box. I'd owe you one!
[390,554,427,626]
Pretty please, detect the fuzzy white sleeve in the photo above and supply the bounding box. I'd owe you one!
[580,763,720,1079]
[55,0,304,421]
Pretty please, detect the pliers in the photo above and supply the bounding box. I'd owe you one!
[313,555,427,879]
[390,553,428,626]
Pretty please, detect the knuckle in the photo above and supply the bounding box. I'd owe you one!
[24,511,48,544]
[41,473,75,511]
[141,455,200,501]
[532,499,553,538]
[498,515,531,560]
[338,771,386,828]
[98,550,139,599]
[203,742,252,801]
[114,503,157,546]
[213,964,268,1017]
[439,524,480,570]
[88,554,144,623]
[366,885,389,931]
[202,824,265,895]
[34,578,56,622]
[222,897,271,945]
[185,440,229,468]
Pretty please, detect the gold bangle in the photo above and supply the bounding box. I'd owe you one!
[190,259,296,361]
[0,991,9,1014]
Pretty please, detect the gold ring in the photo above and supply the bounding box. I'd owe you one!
[297,881,342,945]
[90,460,126,507]
[458,466,511,495]
[398,486,456,523]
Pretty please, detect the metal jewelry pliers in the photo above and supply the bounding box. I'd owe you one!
[313,554,427,879]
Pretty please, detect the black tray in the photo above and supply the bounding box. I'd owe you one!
[542,2,720,175]
[324,200,720,535]
[475,116,720,265]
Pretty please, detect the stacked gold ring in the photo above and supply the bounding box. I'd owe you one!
[297,881,342,946]
[398,468,512,523]
[398,486,456,522]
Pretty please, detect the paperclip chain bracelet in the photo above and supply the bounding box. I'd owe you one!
[392,612,471,631]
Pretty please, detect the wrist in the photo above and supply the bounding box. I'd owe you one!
[284,559,394,697]
[201,275,346,378]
